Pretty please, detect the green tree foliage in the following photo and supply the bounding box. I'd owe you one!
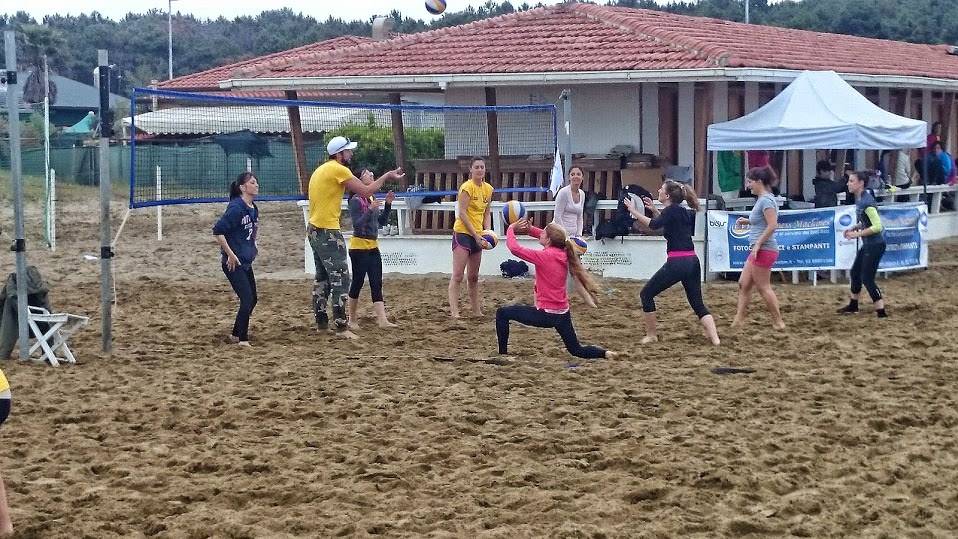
[331,117,444,183]
[1,0,956,99]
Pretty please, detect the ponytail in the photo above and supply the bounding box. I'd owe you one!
[682,183,700,211]
[230,172,256,199]
[664,180,700,211]
[565,240,600,305]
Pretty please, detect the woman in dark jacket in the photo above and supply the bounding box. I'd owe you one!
[347,170,397,329]
[213,172,259,346]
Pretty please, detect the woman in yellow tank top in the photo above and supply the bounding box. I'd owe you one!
[448,157,494,319]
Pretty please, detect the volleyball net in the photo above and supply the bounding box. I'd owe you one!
[127,88,558,208]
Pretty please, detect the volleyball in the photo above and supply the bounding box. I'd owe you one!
[425,0,447,15]
[502,200,526,225]
[480,230,498,249]
[570,236,588,255]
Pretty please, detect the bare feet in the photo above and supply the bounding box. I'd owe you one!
[730,317,744,329]
[0,523,12,537]
[640,335,658,344]
[377,319,397,328]
[348,320,362,330]
[237,341,252,347]
[450,311,461,320]
[772,320,786,330]
[472,310,484,318]
[604,351,619,360]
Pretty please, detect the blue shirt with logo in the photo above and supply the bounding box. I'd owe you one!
[212,198,259,268]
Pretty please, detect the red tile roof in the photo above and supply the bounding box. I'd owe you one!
[157,35,374,91]
[230,3,958,82]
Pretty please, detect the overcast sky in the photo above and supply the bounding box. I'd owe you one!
[5,1,580,22]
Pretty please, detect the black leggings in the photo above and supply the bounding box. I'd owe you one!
[223,264,257,341]
[850,242,886,302]
[348,248,384,303]
[495,305,606,359]
[641,255,710,319]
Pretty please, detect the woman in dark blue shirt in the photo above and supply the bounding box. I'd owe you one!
[213,172,259,346]
[624,180,720,346]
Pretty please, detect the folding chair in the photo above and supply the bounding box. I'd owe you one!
[26,306,89,367]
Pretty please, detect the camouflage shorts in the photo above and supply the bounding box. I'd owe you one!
[308,227,350,330]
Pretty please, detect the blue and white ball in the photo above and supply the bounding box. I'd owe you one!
[425,0,447,15]
[502,200,526,225]
[481,229,498,249]
[570,236,588,255]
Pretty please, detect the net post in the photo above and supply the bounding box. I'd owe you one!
[156,165,163,241]
[98,49,114,355]
[389,93,409,188]
[484,87,501,185]
[284,90,309,194]
[5,31,30,361]
[49,168,56,252]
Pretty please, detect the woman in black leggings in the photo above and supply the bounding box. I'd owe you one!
[623,180,720,345]
[838,170,888,318]
[347,172,396,328]
[213,172,259,346]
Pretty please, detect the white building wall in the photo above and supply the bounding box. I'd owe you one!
[444,84,642,158]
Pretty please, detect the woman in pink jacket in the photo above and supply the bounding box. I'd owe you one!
[495,219,618,360]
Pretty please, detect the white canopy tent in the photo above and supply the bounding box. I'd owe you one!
[707,70,927,151]
[703,70,929,277]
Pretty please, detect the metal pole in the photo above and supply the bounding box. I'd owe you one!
[44,55,51,249]
[561,89,573,175]
[4,31,30,361]
[156,165,163,241]
[50,168,56,252]
[745,0,750,24]
[98,50,114,354]
[167,0,174,80]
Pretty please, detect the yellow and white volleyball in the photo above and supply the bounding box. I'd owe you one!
[425,0,447,15]
[570,236,588,255]
[480,230,499,249]
[502,200,526,225]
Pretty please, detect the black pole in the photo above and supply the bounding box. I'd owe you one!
[98,51,114,354]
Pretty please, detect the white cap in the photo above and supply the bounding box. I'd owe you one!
[327,136,358,156]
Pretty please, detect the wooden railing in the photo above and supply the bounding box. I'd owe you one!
[408,156,624,234]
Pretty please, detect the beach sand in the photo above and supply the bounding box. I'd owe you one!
[1,193,956,537]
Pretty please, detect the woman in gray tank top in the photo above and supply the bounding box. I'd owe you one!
[732,167,786,330]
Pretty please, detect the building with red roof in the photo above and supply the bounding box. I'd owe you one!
[156,2,958,201]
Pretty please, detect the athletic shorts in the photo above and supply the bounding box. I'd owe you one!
[0,397,10,426]
[452,233,481,255]
[751,249,779,269]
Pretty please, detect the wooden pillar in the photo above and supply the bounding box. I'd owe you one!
[389,92,409,188]
[640,82,659,155]
[922,89,934,132]
[940,92,955,151]
[677,82,695,173]
[285,90,310,194]
[484,87,501,185]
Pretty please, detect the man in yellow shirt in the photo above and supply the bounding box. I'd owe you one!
[308,136,404,338]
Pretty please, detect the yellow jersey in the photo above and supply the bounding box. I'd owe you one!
[308,160,353,230]
[453,180,493,235]
[0,368,8,393]
[349,236,378,250]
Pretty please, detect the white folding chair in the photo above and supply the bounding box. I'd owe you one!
[26,306,89,367]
